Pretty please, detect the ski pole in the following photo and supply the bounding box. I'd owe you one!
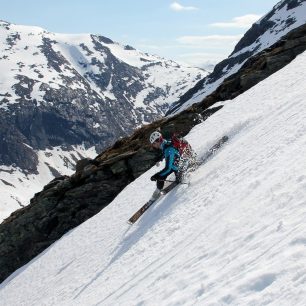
[158,179,188,185]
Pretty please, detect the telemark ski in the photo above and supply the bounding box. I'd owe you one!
[128,181,178,224]
[127,135,229,224]
[127,201,153,225]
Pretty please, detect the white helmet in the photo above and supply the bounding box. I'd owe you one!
[149,131,162,144]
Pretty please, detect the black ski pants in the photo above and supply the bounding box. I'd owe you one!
[156,169,179,190]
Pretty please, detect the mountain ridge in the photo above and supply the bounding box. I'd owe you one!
[168,0,306,114]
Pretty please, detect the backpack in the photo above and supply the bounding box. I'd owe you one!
[171,134,192,157]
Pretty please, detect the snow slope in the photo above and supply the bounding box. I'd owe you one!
[1,50,306,305]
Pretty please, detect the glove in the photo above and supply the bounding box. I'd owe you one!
[151,174,159,181]
[155,162,160,167]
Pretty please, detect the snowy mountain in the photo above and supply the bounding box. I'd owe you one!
[0,20,206,220]
[1,47,306,305]
[0,145,97,221]
[1,6,306,286]
[168,0,306,114]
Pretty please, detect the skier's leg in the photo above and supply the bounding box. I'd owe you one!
[156,169,175,188]
[149,170,176,202]
[157,179,165,190]
[175,170,181,183]
[149,178,165,202]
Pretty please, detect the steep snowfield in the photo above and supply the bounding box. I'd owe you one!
[0,146,97,222]
[1,51,306,305]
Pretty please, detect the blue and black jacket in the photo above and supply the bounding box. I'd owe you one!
[157,140,180,177]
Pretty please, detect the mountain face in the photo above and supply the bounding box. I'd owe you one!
[0,21,206,219]
[168,0,306,114]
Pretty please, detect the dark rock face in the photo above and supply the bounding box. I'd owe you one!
[39,37,68,73]
[286,0,302,11]
[0,119,38,172]
[0,93,124,173]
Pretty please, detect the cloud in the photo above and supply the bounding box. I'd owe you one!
[137,44,160,50]
[177,52,227,68]
[210,14,262,29]
[176,35,243,48]
[170,2,198,11]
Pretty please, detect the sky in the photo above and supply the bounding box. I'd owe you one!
[1,0,281,68]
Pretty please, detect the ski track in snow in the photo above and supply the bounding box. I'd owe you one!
[2,51,306,305]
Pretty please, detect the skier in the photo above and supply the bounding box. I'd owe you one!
[148,130,193,203]
[128,133,228,224]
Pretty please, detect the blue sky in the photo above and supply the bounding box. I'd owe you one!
[1,0,281,67]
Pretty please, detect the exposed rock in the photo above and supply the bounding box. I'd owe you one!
[75,158,98,173]
[0,119,39,172]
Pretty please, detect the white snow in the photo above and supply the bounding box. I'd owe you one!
[0,145,97,222]
[1,47,306,305]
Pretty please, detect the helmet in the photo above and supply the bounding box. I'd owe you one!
[149,131,162,144]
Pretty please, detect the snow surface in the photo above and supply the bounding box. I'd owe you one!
[0,145,97,222]
[1,49,306,305]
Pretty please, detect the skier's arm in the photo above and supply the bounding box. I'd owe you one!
[158,148,175,176]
